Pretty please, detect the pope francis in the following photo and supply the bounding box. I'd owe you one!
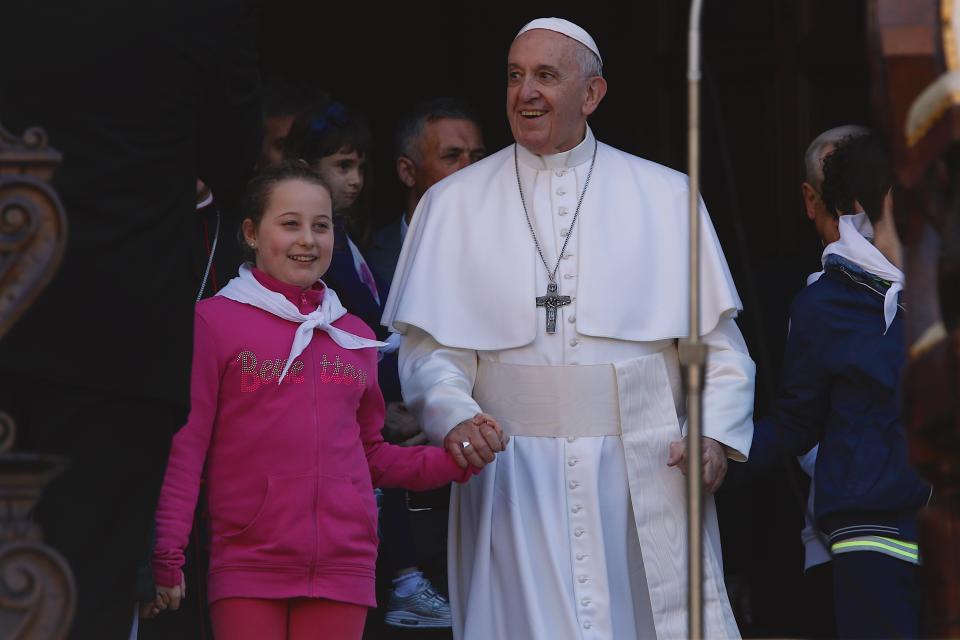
[382,17,756,640]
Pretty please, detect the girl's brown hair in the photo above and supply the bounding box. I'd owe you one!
[238,159,331,261]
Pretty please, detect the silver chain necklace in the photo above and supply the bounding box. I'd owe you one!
[514,139,598,333]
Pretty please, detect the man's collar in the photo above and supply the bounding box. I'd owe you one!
[516,126,595,170]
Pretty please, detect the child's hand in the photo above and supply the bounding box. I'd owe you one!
[444,412,509,469]
[474,414,508,449]
[139,581,179,620]
[149,576,186,616]
[139,597,161,620]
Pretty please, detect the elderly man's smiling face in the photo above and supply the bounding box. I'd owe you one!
[506,29,606,155]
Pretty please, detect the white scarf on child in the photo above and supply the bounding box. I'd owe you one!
[811,213,904,334]
[217,264,386,383]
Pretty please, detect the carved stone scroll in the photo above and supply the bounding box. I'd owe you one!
[0,121,75,638]
[0,411,74,639]
[0,122,66,340]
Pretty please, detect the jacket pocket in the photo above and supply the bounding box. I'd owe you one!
[218,472,316,566]
[316,476,379,565]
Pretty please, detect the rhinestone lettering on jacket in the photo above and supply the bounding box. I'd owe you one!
[319,353,368,386]
[236,351,305,392]
[235,350,368,393]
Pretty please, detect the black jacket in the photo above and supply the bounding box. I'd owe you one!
[323,226,401,403]
[367,215,404,285]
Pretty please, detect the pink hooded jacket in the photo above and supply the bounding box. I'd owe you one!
[152,268,473,606]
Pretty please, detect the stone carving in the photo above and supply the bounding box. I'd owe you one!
[0,122,66,338]
[0,122,75,638]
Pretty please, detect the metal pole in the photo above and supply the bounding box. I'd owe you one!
[682,1,707,639]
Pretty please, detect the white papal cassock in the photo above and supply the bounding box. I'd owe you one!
[383,128,755,640]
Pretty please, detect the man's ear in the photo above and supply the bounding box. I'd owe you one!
[396,156,417,188]
[582,76,608,117]
[801,182,818,222]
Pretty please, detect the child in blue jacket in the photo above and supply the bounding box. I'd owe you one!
[749,133,930,638]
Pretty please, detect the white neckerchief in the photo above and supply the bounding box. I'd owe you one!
[819,213,904,333]
[218,264,386,383]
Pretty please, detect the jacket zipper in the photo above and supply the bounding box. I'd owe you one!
[309,343,321,595]
[838,266,905,312]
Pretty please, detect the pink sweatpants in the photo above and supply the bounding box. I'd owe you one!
[209,597,367,640]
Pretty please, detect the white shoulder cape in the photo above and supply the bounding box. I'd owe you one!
[381,140,742,350]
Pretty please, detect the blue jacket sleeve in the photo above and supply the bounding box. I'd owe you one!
[747,296,834,476]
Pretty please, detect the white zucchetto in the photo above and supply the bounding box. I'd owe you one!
[515,17,602,66]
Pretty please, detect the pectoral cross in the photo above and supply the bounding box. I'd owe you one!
[536,282,571,334]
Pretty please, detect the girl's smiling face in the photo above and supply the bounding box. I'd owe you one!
[316,147,366,211]
[243,179,334,290]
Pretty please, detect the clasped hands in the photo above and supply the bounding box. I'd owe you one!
[666,436,728,493]
[444,412,509,469]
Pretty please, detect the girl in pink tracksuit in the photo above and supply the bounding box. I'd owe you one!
[150,160,503,639]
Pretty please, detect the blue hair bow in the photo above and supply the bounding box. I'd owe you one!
[309,102,350,134]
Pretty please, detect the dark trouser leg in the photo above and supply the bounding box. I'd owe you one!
[832,551,921,639]
[379,488,419,573]
[799,561,837,639]
[1,375,179,640]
